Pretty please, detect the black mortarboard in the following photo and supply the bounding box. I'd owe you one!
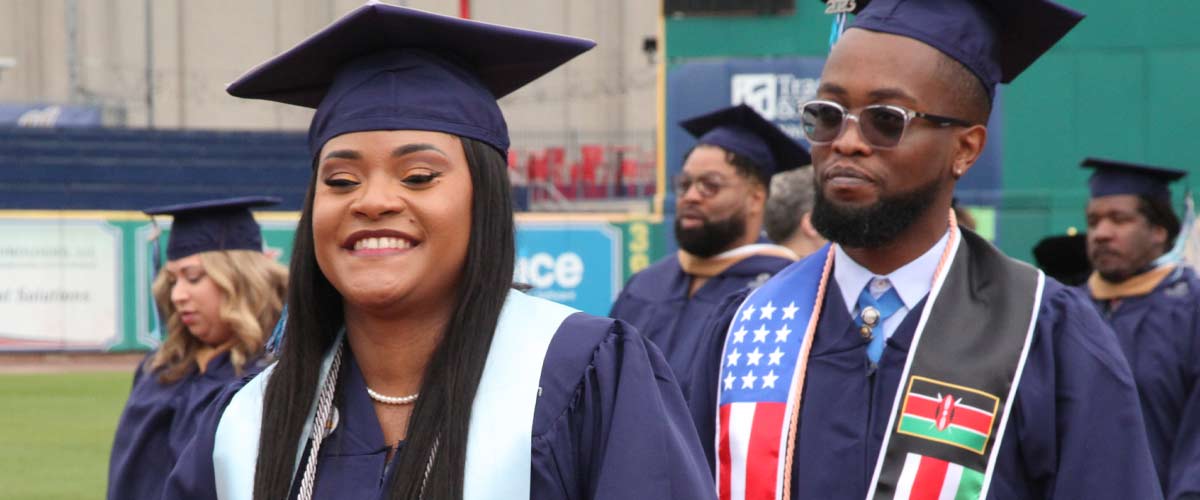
[1082,157,1187,201]
[680,104,811,180]
[843,0,1084,100]
[226,1,595,157]
[144,196,280,260]
[1033,233,1091,286]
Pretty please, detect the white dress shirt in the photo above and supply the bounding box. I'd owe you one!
[832,227,957,340]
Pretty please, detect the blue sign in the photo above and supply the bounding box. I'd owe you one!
[0,103,102,127]
[515,221,621,316]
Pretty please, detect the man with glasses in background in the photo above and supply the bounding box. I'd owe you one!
[686,1,1162,498]
[610,104,809,391]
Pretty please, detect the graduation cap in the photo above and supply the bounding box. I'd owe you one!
[1082,157,1188,201]
[1033,233,1091,286]
[680,104,811,181]
[144,196,280,261]
[832,0,1084,100]
[226,1,595,157]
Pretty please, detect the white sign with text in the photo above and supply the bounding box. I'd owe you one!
[0,219,122,349]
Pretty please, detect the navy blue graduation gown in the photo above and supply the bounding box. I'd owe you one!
[160,313,715,499]
[609,253,792,392]
[107,351,256,500]
[1089,266,1200,499]
[689,273,1162,499]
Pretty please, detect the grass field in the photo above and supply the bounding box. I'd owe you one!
[0,371,132,499]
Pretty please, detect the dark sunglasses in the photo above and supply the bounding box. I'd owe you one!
[800,99,973,149]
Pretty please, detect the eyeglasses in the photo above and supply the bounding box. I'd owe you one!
[799,99,974,149]
[674,173,732,199]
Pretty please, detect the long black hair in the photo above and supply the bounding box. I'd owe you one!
[252,136,516,500]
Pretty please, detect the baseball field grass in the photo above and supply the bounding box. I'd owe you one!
[0,371,131,499]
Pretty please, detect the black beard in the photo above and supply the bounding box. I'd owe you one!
[674,210,747,258]
[811,178,941,249]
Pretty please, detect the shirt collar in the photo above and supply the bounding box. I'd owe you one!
[833,227,957,314]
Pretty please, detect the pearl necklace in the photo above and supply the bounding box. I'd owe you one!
[366,386,420,405]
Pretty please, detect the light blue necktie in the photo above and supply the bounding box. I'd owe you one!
[856,284,904,363]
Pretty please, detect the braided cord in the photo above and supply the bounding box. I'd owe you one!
[417,435,440,499]
[296,341,345,500]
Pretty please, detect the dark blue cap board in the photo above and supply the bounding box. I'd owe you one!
[843,0,1084,100]
[226,1,595,157]
[680,104,811,179]
[1082,157,1187,201]
[143,196,280,260]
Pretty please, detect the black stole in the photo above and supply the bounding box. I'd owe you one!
[869,230,1043,499]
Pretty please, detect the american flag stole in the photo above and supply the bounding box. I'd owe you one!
[715,245,834,500]
[715,217,1046,500]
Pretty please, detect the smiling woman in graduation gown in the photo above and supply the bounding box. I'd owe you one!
[159,4,712,500]
[107,197,287,500]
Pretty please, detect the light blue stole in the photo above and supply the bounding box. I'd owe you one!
[212,289,578,499]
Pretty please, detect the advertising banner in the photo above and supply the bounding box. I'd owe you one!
[515,221,622,316]
[0,103,103,127]
[0,219,121,349]
[0,212,661,351]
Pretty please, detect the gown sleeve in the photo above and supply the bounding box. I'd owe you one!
[1167,297,1200,500]
[684,288,750,472]
[530,313,716,500]
[158,378,248,500]
[1006,283,1163,500]
[165,363,254,465]
[607,269,642,317]
[107,357,172,500]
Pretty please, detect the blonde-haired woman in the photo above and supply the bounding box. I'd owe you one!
[107,196,287,500]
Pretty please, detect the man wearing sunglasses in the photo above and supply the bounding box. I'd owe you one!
[686,0,1162,499]
[610,104,810,391]
[1082,158,1200,499]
